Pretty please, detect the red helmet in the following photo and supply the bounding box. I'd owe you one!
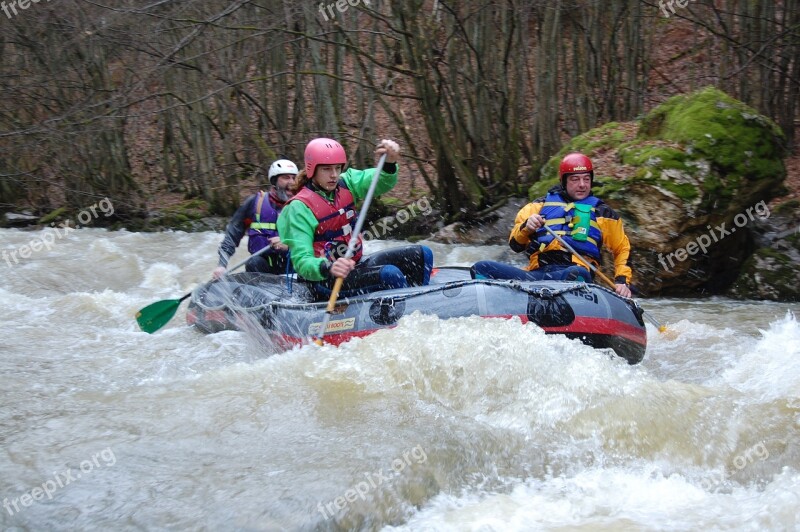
[559,153,594,186]
[304,138,346,177]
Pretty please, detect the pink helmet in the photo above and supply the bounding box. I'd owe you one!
[304,138,346,177]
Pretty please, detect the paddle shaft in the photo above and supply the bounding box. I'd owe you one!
[136,244,273,333]
[190,243,274,299]
[541,225,666,332]
[315,154,388,344]
[224,243,273,277]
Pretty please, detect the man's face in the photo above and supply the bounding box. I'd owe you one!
[565,173,592,200]
[274,173,295,193]
[312,164,343,192]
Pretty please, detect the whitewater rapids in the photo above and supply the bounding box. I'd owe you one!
[1,228,798,530]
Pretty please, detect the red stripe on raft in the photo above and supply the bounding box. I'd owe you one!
[276,315,646,348]
[280,329,379,347]
[544,316,646,345]
[486,314,645,345]
[205,310,227,323]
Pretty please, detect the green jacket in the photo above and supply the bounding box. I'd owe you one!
[277,166,398,281]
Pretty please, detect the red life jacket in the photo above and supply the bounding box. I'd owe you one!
[291,180,363,262]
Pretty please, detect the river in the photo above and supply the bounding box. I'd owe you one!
[1,228,798,531]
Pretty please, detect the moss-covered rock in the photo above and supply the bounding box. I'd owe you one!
[38,207,70,226]
[156,199,209,230]
[530,86,789,298]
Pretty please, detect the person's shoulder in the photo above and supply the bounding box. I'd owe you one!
[538,185,567,203]
[284,194,308,207]
[532,186,562,204]
[341,167,363,178]
[242,192,260,206]
[593,197,621,220]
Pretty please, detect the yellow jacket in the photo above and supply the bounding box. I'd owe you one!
[509,187,633,285]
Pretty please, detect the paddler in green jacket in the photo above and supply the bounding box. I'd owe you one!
[277,137,433,301]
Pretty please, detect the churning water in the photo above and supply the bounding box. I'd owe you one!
[1,228,798,530]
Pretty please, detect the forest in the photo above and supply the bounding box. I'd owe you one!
[1,0,798,223]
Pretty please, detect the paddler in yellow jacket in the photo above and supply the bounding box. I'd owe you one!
[470,153,634,298]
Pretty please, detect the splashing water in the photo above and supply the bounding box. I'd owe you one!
[1,229,798,530]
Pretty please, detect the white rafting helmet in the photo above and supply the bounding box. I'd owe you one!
[267,159,299,185]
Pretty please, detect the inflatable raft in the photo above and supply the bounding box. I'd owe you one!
[186,267,648,364]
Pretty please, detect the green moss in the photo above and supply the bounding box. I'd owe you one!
[732,245,800,301]
[656,180,699,200]
[618,145,692,173]
[528,177,559,200]
[592,178,629,200]
[774,199,800,216]
[568,122,630,154]
[179,198,208,211]
[39,207,69,225]
[756,247,792,265]
[162,199,208,221]
[540,122,635,180]
[378,197,404,207]
[639,86,787,182]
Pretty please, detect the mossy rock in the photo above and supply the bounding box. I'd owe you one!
[160,199,210,227]
[775,199,800,216]
[541,87,785,208]
[38,207,69,225]
[539,122,637,182]
[528,87,788,297]
[639,86,787,183]
[729,246,800,302]
[527,177,559,199]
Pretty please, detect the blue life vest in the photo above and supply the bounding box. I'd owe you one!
[531,192,603,260]
[247,191,281,254]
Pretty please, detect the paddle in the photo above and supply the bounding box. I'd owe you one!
[313,153,387,346]
[541,225,669,334]
[135,244,272,334]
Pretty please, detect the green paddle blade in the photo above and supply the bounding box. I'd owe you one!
[136,298,181,333]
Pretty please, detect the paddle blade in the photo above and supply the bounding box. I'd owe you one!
[135,299,181,333]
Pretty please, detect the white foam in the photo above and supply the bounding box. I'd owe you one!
[387,466,800,531]
[717,311,800,402]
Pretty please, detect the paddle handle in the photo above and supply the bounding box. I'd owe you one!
[326,277,345,313]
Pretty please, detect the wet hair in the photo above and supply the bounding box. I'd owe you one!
[290,169,309,194]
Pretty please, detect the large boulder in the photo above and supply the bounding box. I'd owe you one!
[532,87,789,297]
[727,201,800,301]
